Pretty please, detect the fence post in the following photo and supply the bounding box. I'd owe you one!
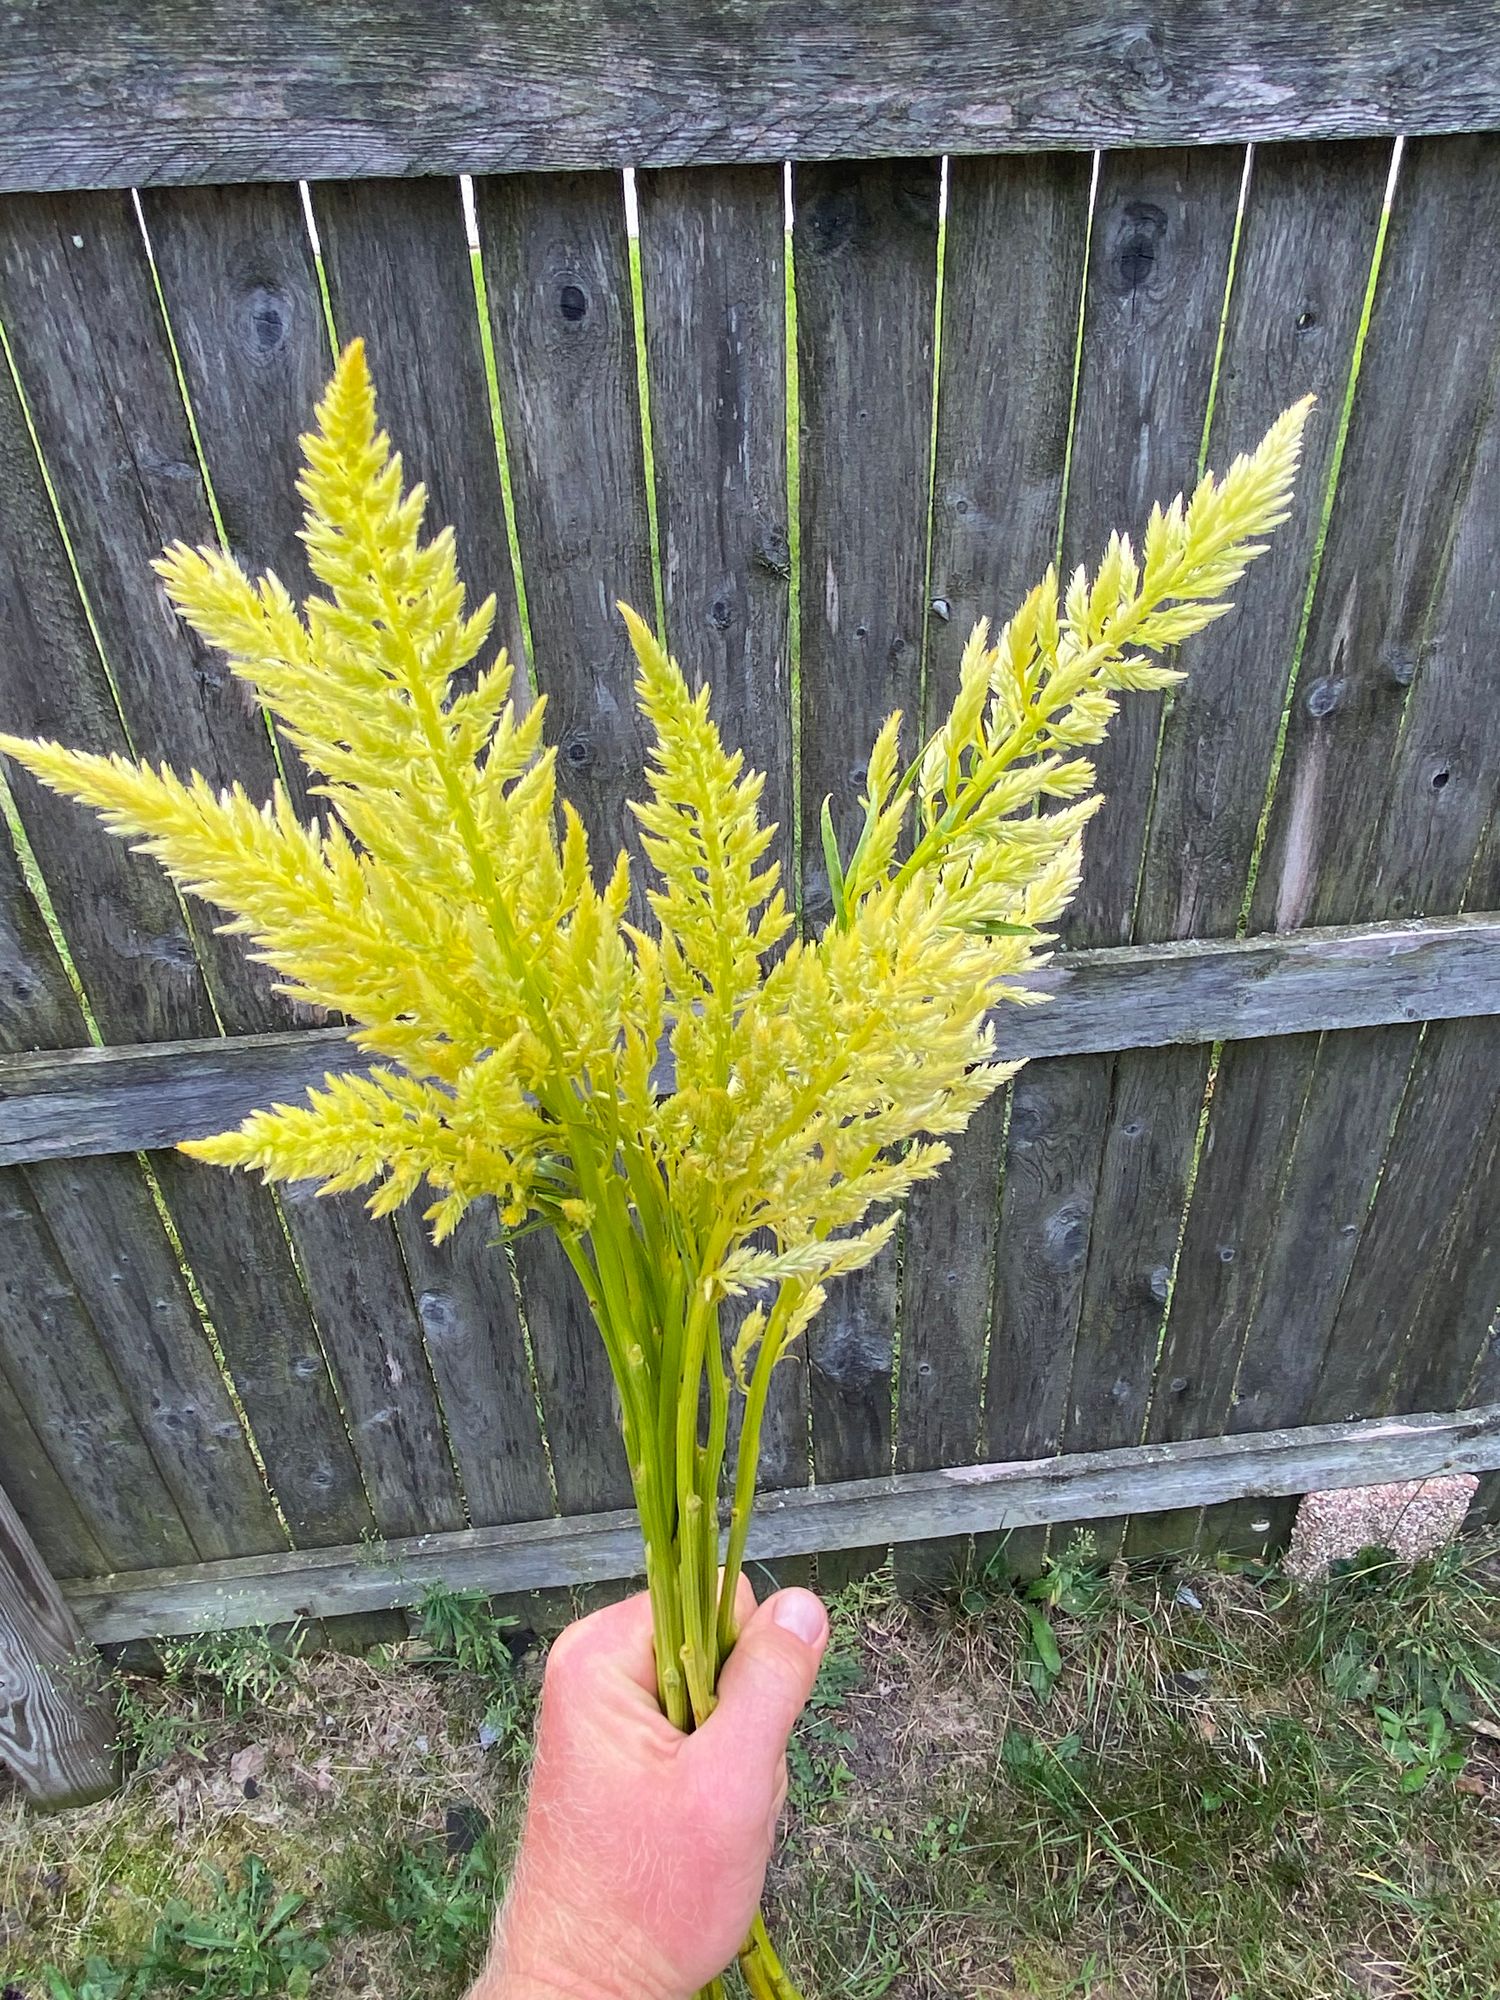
[0,1479,117,1807]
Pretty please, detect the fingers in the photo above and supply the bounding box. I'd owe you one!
[543,1589,661,1710]
[693,1588,828,1796]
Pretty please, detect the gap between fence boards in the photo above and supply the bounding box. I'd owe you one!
[59,1402,1500,1642]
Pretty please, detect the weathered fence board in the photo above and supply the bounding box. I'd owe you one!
[394,1207,554,1531]
[6,913,1500,1166]
[1169,131,1500,1555]
[1123,136,1391,1560]
[473,169,656,906]
[312,175,528,676]
[0,1393,109,1582]
[0,1176,198,1570]
[1006,145,1244,1562]
[5,3,1500,193]
[63,1403,1500,1643]
[793,155,942,1587]
[896,148,1090,1594]
[138,178,332,707]
[633,162,808,1575]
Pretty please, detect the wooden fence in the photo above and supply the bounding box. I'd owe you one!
[3,1,1500,1797]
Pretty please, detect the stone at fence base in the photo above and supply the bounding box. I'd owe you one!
[1285,1475,1479,1584]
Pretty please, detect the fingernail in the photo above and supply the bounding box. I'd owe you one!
[771,1590,828,1648]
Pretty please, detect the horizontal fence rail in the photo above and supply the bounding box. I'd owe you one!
[2,914,1497,1168]
[63,1403,1500,1642]
[3,2,1500,193]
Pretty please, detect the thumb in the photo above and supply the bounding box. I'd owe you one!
[694,1588,829,1793]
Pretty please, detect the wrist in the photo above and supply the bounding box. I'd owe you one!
[472,1899,687,2000]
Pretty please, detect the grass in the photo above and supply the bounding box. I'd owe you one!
[5,1543,1500,1999]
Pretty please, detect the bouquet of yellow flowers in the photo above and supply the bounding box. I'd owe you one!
[0,343,1306,1999]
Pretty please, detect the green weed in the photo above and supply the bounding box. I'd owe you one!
[42,1858,327,1999]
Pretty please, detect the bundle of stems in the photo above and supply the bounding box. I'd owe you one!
[0,344,1309,2000]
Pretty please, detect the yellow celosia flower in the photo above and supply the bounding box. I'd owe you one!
[0,341,1308,1991]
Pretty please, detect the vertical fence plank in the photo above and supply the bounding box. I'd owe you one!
[4,801,285,1564]
[512,1230,631,1515]
[1303,363,1500,1427]
[140,181,475,1553]
[634,162,808,1584]
[896,151,1091,1597]
[137,180,331,684]
[0,189,376,1551]
[474,169,656,890]
[793,156,941,1590]
[396,1207,553,1529]
[311,176,527,675]
[1174,133,1500,1557]
[0,1479,116,1807]
[0,1174,197,1568]
[635,164,792,843]
[983,147,1242,1567]
[1116,139,1393,1560]
[473,168,652,1524]
[0,1396,108,1581]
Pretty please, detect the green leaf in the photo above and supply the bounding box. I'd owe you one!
[1025,1604,1064,1697]
[820,794,846,924]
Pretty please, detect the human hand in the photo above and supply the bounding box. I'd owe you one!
[471,1579,829,2000]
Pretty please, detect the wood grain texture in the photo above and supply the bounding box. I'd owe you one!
[395,1207,554,1529]
[1172,133,1500,1556]
[0,1171,197,1570]
[511,1230,632,1516]
[921,151,1092,700]
[1111,137,1390,1560]
[1135,140,1394,947]
[1320,373,1500,1432]
[2,771,284,1567]
[634,164,792,844]
[1061,146,1244,951]
[632,164,806,1573]
[4,2,1500,193]
[474,170,656,917]
[0,189,393,1553]
[7,913,1500,1165]
[63,1402,1500,1642]
[898,153,1090,1592]
[895,1091,1006,1597]
[794,155,941,1587]
[0,1479,116,1806]
[1251,136,1500,942]
[995,146,1242,1558]
[0,1396,109,1581]
[137,179,332,718]
[311,176,527,675]
[277,1179,464,1538]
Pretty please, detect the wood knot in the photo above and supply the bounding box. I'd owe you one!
[558,282,588,323]
[247,285,287,354]
[1114,201,1169,292]
[1304,675,1345,718]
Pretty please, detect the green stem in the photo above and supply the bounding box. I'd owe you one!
[716,1284,798,1655]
